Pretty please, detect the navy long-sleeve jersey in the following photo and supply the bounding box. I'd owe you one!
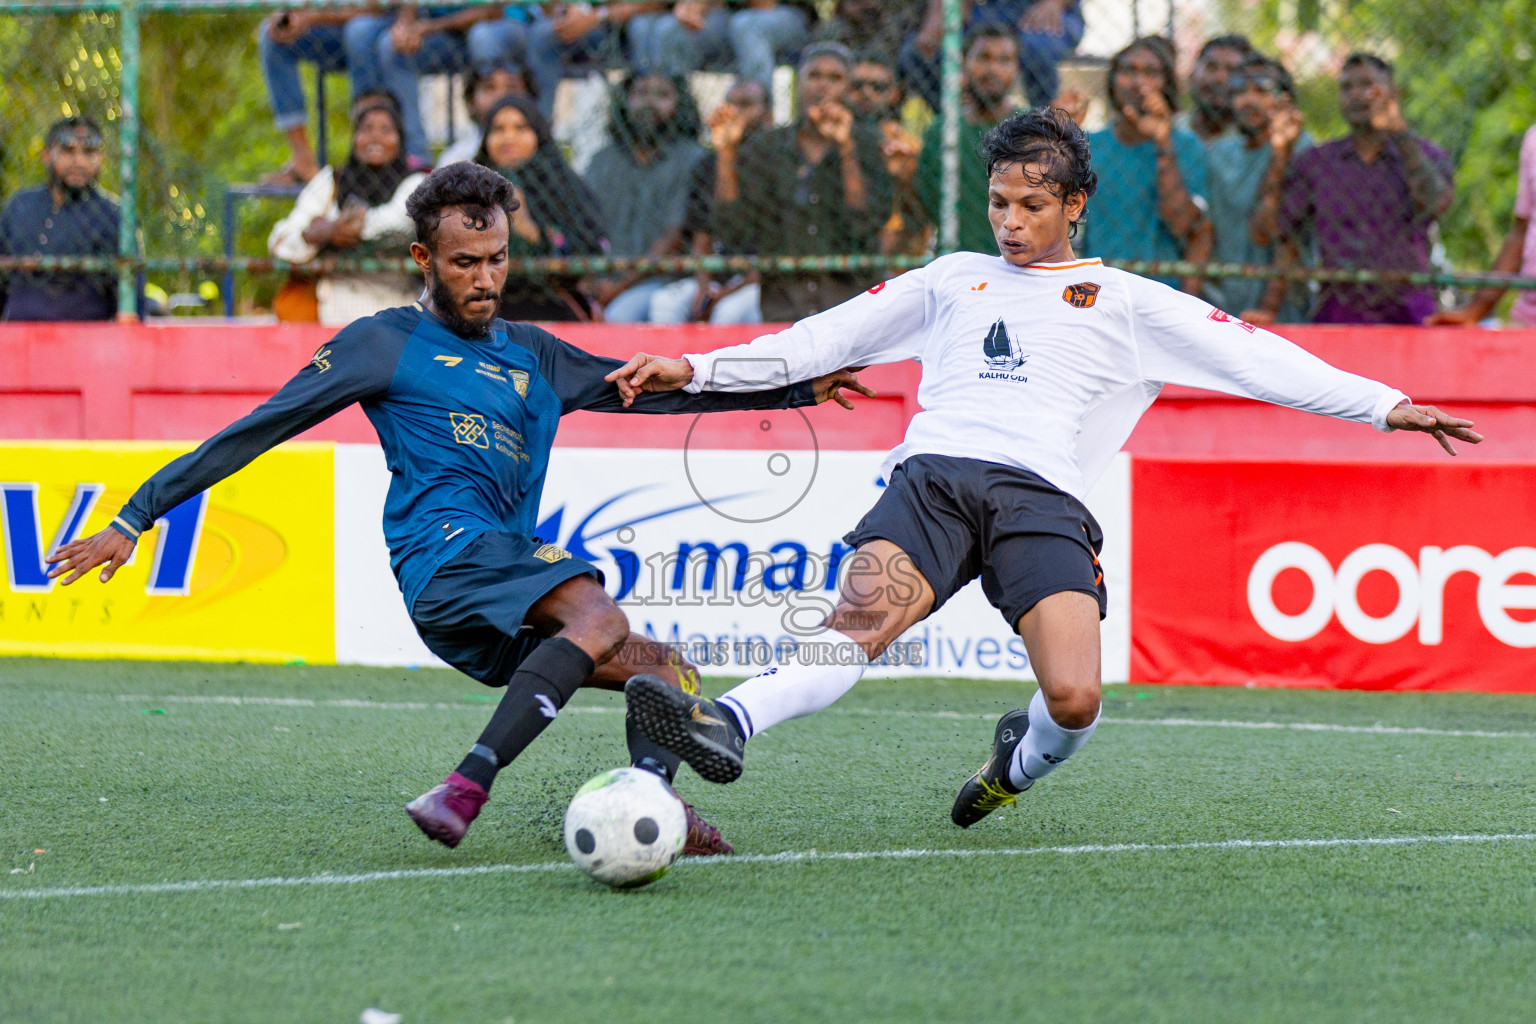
[113,303,817,611]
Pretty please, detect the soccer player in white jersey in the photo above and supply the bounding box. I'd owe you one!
[603,107,1483,828]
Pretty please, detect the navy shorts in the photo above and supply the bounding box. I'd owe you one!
[410,531,604,685]
[843,454,1107,627]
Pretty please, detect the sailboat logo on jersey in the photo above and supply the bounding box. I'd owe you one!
[980,317,1027,372]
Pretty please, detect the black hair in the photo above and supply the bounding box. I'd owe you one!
[964,22,1018,57]
[45,116,102,148]
[1235,53,1295,98]
[607,71,701,148]
[464,64,536,109]
[980,107,1097,236]
[405,161,519,250]
[1197,34,1254,61]
[1342,51,1395,83]
[1107,36,1179,114]
[350,89,403,120]
[852,47,898,74]
[799,41,854,72]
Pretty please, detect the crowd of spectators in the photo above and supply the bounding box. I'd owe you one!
[7,2,1536,327]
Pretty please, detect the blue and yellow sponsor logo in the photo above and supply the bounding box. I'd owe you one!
[0,443,335,664]
[450,412,490,449]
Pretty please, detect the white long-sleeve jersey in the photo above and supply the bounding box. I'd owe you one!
[682,252,1409,499]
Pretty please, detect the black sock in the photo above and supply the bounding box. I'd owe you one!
[454,637,594,793]
[628,714,682,783]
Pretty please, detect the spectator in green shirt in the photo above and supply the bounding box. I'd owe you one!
[915,25,1020,254]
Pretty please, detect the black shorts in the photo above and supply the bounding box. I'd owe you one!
[410,531,604,685]
[843,454,1107,627]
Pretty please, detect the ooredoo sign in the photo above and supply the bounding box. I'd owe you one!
[1247,542,1536,647]
[1132,460,1536,692]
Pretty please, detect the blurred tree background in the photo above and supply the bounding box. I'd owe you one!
[0,8,353,312]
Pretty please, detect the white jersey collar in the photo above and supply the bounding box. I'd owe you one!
[1012,256,1105,275]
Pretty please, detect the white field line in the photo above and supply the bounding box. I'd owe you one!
[1101,717,1536,740]
[105,695,1536,739]
[5,832,1535,901]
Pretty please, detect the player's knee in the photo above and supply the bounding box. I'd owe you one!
[1040,677,1101,730]
[820,608,899,662]
[597,605,633,655]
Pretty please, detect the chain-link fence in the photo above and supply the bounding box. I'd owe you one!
[2,0,1534,325]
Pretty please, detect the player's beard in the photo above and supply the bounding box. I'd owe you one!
[429,271,500,339]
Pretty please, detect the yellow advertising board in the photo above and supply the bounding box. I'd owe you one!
[0,442,334,664]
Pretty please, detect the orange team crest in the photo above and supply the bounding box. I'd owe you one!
[1062,282,1101,308]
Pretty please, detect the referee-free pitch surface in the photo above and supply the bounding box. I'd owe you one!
[2,659,1534,1023]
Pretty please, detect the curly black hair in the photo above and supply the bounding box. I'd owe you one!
[405,161,519,250]
[979,107,1098,235]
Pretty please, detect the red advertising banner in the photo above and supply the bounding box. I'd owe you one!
[1131,460,1536,692]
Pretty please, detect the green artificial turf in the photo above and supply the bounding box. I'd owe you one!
[2,658,1535,1023]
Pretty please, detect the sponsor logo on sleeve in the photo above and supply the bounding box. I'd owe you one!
[1207,308,1257,333]
[867,282,886,295]
[533,543,572,564]
[310,346,332,374]
[1062,282,1100,308]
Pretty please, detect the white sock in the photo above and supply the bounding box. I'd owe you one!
[1006,687,1099,790]
[716,631,868,739]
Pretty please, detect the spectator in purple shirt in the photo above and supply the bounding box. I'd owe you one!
[1257,53,1454,325]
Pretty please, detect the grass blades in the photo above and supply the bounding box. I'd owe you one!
[2,658,1535,1023]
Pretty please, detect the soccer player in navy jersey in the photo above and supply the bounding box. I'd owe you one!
[46,162,870,854]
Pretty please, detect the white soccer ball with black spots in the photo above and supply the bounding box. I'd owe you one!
[563,767,687,888]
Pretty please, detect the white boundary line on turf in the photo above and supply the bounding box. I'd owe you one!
[106,695,1536,739]
[1101,717,1536,739]
[5,832,1535,901]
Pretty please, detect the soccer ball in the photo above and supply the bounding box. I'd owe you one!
[563,767,688,888]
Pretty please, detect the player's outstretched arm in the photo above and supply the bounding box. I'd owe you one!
[51,323,399,585]
[1129,275,1488,454]
[46,527,136,586]
[1383,401,1483,456]
[605,265,933,404]
[603,355,875,409]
